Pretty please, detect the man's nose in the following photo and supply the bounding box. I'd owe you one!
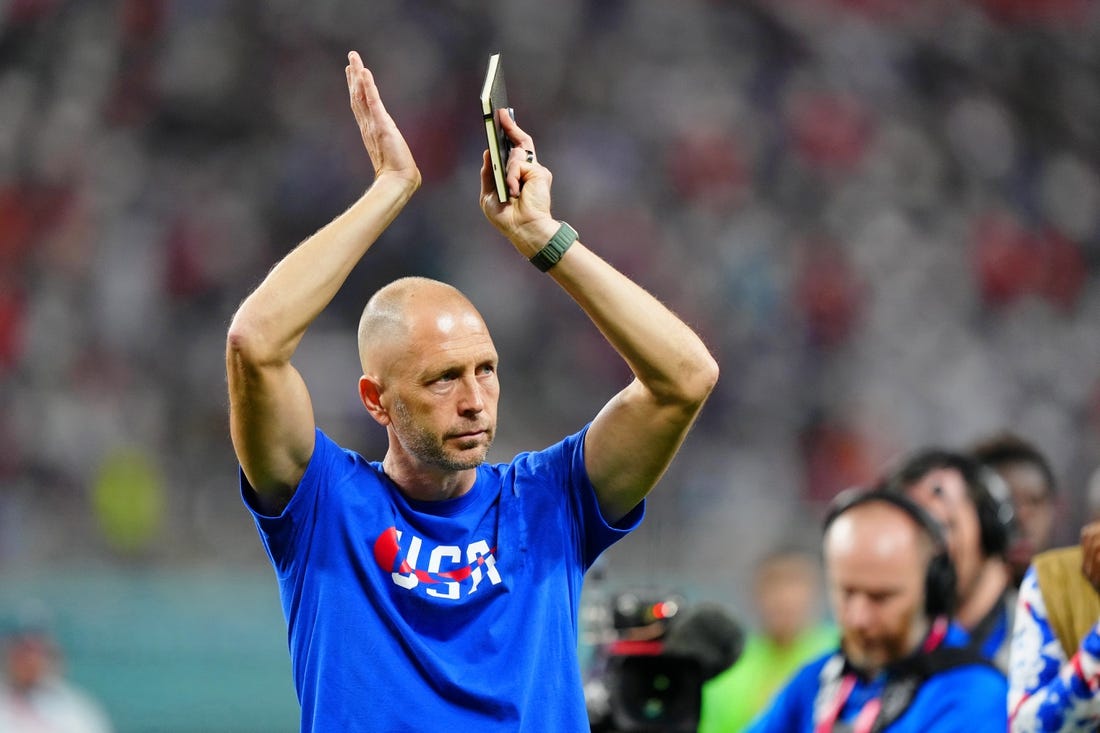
[456,376,485,413]
[843,595,873,631]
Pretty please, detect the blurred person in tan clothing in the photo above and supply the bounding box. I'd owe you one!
[1009,519,1100,730]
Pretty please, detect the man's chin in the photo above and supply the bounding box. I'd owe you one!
[445,444,491,470]
[451,455,487,470]
[843,644,890,674]
[451,433,492,454]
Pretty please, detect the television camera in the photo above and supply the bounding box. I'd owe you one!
[583,589,744,733]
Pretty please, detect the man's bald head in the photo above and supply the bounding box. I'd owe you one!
[825,500,938,569]
[357,277,488,377]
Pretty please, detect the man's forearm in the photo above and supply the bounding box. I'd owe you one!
[230,176,416,363]
[547,239,718,406]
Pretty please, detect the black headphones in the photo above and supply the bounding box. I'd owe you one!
[884,449,1016,559]
[977,465,1017,555]
[823,488,957,618]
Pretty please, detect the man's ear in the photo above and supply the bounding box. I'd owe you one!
[359,375,390,426]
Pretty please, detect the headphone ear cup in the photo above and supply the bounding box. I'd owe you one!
[977,502,1008,557]
[924,551,957,618]
[974,466,1016,557]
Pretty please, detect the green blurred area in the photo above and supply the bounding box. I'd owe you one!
[0,569,299,733]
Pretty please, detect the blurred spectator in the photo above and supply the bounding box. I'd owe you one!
[697,545,836,733]
[0,608,113,733]
[746,489,1006,732]
[971,431,1060,587]
[886,449,1017,670]
[1008,519,1100,730]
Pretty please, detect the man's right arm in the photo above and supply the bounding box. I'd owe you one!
[226,51,419,513]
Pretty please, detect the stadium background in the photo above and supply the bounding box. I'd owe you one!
[3,0,1100,729]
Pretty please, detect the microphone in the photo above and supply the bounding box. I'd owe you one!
[662,601,745,681]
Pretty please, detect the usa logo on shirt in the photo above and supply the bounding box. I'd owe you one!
[372,526,502,599]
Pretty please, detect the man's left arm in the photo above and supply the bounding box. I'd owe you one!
[546,237,719,523]
[480,113,718,523]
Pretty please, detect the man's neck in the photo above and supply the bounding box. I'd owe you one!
[956,557,1010,630]
[382,455,476,502]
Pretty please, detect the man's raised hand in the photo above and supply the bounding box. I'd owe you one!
[346,51,420,189]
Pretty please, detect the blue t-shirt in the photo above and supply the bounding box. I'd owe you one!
[242,425,643,732]
[746,624,1008,732]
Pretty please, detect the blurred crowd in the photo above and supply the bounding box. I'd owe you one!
[3,0,1100,601]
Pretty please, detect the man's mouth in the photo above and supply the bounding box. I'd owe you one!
[452,429,487,440]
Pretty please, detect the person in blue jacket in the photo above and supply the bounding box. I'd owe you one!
[225,51,718,732]
[747,489,1007,732]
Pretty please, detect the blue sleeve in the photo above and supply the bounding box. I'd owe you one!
[565,425,645,567]
[515,425,644,570]
[1009,565,1100,732]
[240,428,349,575]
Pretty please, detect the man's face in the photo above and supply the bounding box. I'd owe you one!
[754,554,820,647]
[384,308,500,472]
[903,468,982,601]
[825,503,930,674]
[999,462,1055,556]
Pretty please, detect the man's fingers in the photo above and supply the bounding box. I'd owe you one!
[498,108,534,151]
[496,110,537,198]
[1083,522,1100,548]
[346,51,362,96]
[480,149,509,207]
[345,52,379,109]
[504,145,534,198]
[480,150,493,198]
[360,69,384,113]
